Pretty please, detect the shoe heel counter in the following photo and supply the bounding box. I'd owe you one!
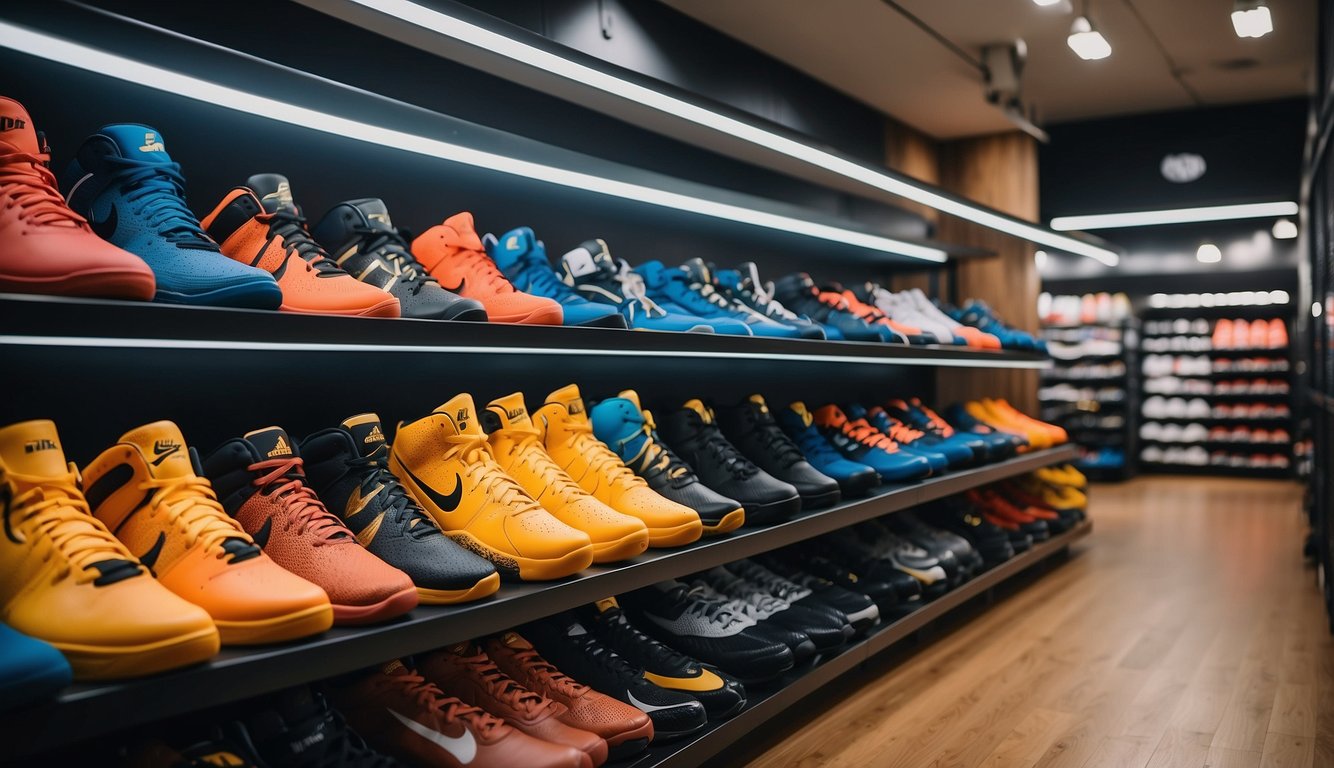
[80,445,144,533]
[202,189,265,262]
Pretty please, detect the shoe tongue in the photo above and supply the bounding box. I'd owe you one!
[788,402,815,428]
[594,596,621,615]
[544,384,588,419]
[747,394,771,414]
[119,421,193,479]
[498,631,532,651]
[845,403,869,420]
[348,198,393,230]
[815,404,847,427]
[242,427,298,461]
[430,393,484,437]
[561,239,614,279]
[0,98,39,154]
[438,211,484,250]
[245,173,297,214]
[340,414,388,458]
[682,399,714,424]
[681,257,713,285]
[488,226,538,270]
[616,390,643,409]
[485,392,533,430]
[0,419,68,479]
[98,124,173,164]
[445,640,473,656]
[382,659,409,676]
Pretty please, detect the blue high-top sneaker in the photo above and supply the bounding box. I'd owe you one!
[486,227,627,328]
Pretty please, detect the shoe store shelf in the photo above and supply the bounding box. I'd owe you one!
[633,520,1093,768]
[0,445,1076,758]
[0,294,1053,370]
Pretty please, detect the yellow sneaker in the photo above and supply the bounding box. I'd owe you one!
[484,392,649,564]
[390,394,594,581]
[0,420,219,679]
[536,384,702,548]
[1035,464,1087,489]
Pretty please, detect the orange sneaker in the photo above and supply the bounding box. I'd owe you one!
[411,212,563,324]
[83,421,333,645]
[201,174,400,317]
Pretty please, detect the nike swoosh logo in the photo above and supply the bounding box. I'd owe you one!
[90,204,118,240]
[626,689,692,714]
[389,709,476,763]
[151,446,180,466]
[137,532,167,572]
[442,277,466,294]
[400,466,463,513]
[252,517,273,548]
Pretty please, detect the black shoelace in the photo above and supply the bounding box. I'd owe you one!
[598,610,696,671]
[698,423,759,480]
[344,446,440,539]
[351,224,440,295]
[267,210,343,275]
[742,409,806,468]
[570,632,644,678]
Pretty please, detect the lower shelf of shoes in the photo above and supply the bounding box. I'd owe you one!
[2,445,1078,759]
[631,520,1092,768]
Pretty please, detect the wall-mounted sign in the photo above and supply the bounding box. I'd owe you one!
[1161,153,1207,183]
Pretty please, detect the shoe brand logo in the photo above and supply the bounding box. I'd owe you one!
[288,729,326,753]
[367,212,390,224]
[195,752,249,767]
[151,439,182,465]
[89,205,118,240]
[389,709,477,764]
[401,466,463,513]
[138,131,165,153]
[567,402,583,415]
[364,425,385,444]
[626,690,686,714]
[0,117,25,132]
[504,407,525,421]
[136,532,167,574]
[442,277,466,294]
[23,439,57,454]
[261,181,294,210]
[505,235,520,250]
[346,484,383,518]
[252,517,273,548]
[267,436,292,458]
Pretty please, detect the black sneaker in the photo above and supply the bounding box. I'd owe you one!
[764,548,900,615]
[581,597,747,720]
[715,395,841,510]
[884,511,985,581]
[818,528,936,602]
[722,560,854,639]
[770,272,884,342]
[711,261,827,340]
[622,580,795,684]
[589,390,746,535]
[298,414,500,603]
[750,554,881,634]
[686,577,817,664]
[311,198,487,321]
[657,400,801,525]
[853,523,954,598]
[519,612,707,740]
[920,498,1015,567]
[698,566,850,653]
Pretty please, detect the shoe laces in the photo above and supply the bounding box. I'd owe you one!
[564,420,645,492]
[509,647,591,699]
[384,670,506,738]
[741,408,805,468]
[694,422,758,480]
[459,650,557,717]
[842,419,899,453]
[598,608,698,670]
[2,150,83,228]
[679,584,752,629]
[700,572,788,616]
[104,155,213,247]
[350,224,439,294]
[314,707,399,768]
[727,561,804,601]
[445,433,543,512]
[792,426,843,463]
[569,630,645,677]
[345,446,439,539]
[499,426,589,502]
[910,399,955,437]
[871,412,923,444]
[138,474,254,557]
[743,264,800,320]
[248,457,351,544]
[612,260,668,317]
[515,252,578,301]
[262,210,343,275]
[454,245,516,293]
[2,469,140,585]
[614,412,695,489]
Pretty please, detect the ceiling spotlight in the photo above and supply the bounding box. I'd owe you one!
[1068,15,1112,60]
[1196,243,1222,263]
[1232,0,1273,38]
[1271,218,1298,239]
[1032,0,1072,9]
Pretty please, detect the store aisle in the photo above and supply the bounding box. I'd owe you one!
[740,477,1331,768]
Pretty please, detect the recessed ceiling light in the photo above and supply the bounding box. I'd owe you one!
[1068,16,1112,60]
[1196,243,1222,263]
[1231,0,1273,38]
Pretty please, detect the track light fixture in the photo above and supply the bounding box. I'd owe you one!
[1231,0,1273,38]
[1067,11,1111,60]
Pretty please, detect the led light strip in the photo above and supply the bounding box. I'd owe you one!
[0,21,945,263]
[1051,202,1300,231]
[0,335,1052,369]
[334,0,1121,267]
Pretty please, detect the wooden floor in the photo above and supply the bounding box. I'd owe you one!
[737,476,1332,768]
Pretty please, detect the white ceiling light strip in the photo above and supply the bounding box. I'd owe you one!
[0,21,946,263]
[1051,201,1299,231]
[334,0,1121,267]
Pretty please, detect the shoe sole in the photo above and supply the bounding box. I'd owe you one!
[485,305,564,324]
[416,571,502,605]
[278,296,401,317]
[644,518,705,548]
[604,722,654,759]
[213,603,334,645]
[591,529,652,563]
[55,626,220,680]
[0,267,155,301]
[439,306,489,322]
[155,280,283,309]
[700,507,746,536]
[450,532,596,581]
[571,313,630,329]
[743,494,801,525]
[331,585,419,626]
[799,488,842,511]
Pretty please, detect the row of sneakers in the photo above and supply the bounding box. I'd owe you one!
[1143,376,1215,395]
[1206,426,1292,444]
[1038,384,1126,403]
[1140,445,1290,469]
[1214,379,1290,395]
[1212,318,1288,350]
[1042,360,1127,381]
[1038,292,1132,326]
[1074,447,1126,470]
[1143,354,1214,377]
[1141,335,1214,353]
[1142,318,1211,336]
[1045,338,1121,360]
[1211,357,1290,373]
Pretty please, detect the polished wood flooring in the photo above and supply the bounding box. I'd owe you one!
[736,476,1331,768]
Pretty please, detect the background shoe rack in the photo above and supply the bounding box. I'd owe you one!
[1135,306,1296,478]
[1039,318,1138,481]
[1,0,1093,762]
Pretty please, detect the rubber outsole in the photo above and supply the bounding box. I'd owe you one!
[213,602,334,645]
[0,266,155,301]
[415,572,502,605]
[644,518,704,548]
[798,488,842,511]
[439,306,489,322]
[605,733,652,761]
[741,494,801,526]
[155,279,283,310]
[447,532,595,581]
[590,528,651,563]
[55,626,220,680]
[570,312,630,329]
[485,304,564,325]
[699,507,745,536]
[331,585,419,626]
[279,296,401,318]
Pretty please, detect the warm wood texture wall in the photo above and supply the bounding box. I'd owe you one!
[885,121,1041,413]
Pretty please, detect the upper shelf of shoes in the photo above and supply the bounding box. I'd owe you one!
[0,294,1051,369]
[0,1,993,270]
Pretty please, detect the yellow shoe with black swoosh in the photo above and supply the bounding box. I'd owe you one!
[83,421,333,645]
[300,414,501,604]
[536,385,703,548]
[0,420,220,679]
[389,394,594,581]
[483,393,650,564]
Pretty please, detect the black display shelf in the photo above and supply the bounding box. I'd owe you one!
[0,294,1051,370]
[628,520,1092,768]
[0,445,1077,758]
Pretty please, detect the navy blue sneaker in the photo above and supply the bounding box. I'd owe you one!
[712,262,826,340]
[0,623,70,712]
[486,227,627,328]
[771,273,884,342]
[634,260,753,335]
[942,403,1027,458]
[560,240,715,332]
[775,402,880,497]
[679,259,803,338]
[847,404,950,474]
[62,124,281,308]
[812,404,933,483]
[881,398,986,466]
[944,300,1047,352]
